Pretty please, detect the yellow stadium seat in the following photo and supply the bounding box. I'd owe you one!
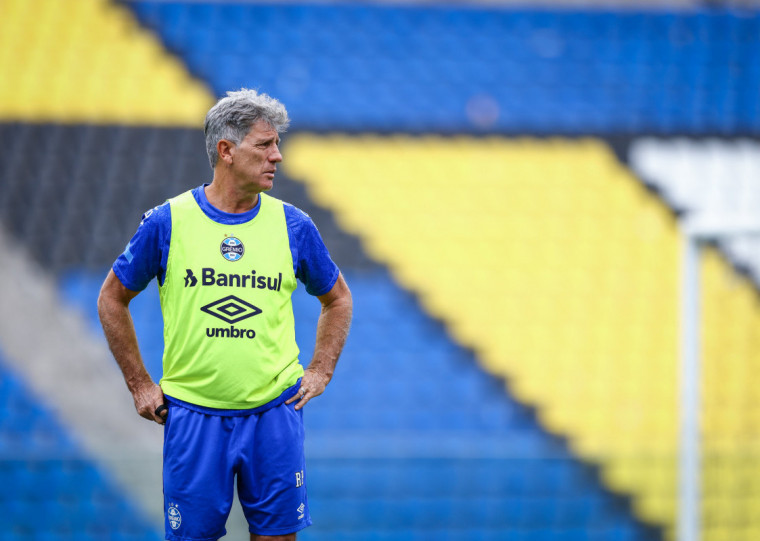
[0,0,213,125]
[283,135,760,539]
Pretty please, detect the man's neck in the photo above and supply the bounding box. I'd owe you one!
[204,179,260,214]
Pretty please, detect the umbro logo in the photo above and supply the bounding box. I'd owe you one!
[200,295,262,324]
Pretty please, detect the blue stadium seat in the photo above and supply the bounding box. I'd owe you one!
[128,2,760,133]
[0,354,161,539]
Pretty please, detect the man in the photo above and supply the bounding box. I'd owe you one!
[97,89,352,541]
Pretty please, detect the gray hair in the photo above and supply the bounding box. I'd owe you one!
[204,89,290,168]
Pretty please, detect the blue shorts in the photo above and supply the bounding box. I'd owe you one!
[162,382,311,540]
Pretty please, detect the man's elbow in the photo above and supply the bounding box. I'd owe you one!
[97,282,114,322]
[332,281,353,315]
[343,288,353,313]
[334,287,353,328]
[97,271,132,318]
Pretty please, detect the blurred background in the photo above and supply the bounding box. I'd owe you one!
[0,0,759,540]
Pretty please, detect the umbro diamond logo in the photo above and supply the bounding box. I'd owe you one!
[200,295,262,324]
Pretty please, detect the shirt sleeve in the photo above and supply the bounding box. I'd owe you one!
[284,203,340,296]
[112,202,172,291]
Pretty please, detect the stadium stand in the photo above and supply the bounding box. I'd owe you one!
[282,134,760,540]
[0,119,663,537]
[0,353,160,540]
[0,224,167,534]
[0,0,759,539]
[630,138,760,282]
[0,0,211,125]
[628,141,760,541]
[128,2,760,134]
[0,124,210,272]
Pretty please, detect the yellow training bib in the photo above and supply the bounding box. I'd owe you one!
[158,190,302,409]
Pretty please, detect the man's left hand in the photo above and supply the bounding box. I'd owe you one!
[286,368,330,411]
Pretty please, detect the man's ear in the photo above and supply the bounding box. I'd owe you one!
[217,139,235,165]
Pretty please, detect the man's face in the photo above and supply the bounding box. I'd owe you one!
[229,120,282,192]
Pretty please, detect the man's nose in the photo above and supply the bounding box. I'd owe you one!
[270,146,283,162]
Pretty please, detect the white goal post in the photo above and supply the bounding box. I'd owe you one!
[678,216,760,541]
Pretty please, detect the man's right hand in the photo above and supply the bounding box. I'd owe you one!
[98,270,166,425]
[132,382,167,425]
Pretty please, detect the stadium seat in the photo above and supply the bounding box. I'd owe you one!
[5,1,760,539]
[0,356,160,539]
[282,133,760,540]
[121,3,760,133]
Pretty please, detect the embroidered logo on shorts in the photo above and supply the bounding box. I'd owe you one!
[167,503,182,530]
[297,503,305,520]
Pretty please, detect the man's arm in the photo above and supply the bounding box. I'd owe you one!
[97,269,166,424]
[286,272,352,410]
